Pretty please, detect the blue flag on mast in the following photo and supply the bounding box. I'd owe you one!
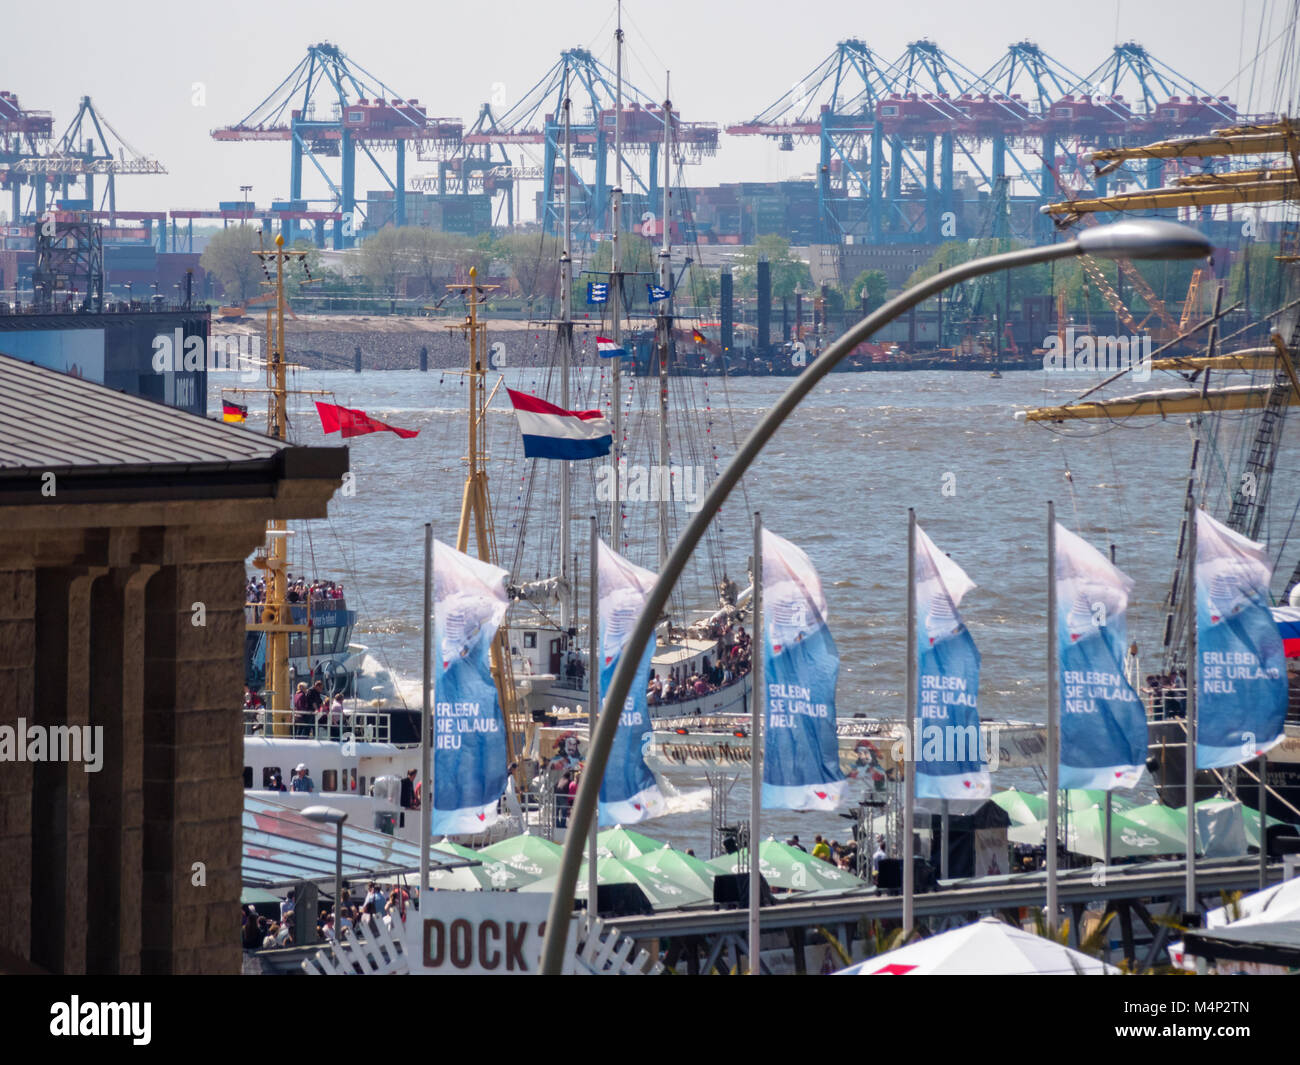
[431,540,511,835]
[1054,523,1147,789]
[596,540,665,826]
[761,528,846,810]
[914,524,989,799]
[1195,509,1288,768]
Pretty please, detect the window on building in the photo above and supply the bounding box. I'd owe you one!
[262,766,282,788]
[523,631,537,649]
[321,769,338,792]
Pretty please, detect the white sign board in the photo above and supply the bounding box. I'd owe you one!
[414,893,577,975]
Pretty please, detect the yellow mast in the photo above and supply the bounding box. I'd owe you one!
[446,267,522,769]
[245,233,310,735]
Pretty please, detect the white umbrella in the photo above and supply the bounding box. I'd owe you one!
[836,917,1118,975]
[1169,875,1300,969]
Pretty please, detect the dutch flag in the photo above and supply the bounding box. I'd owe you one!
[596,336,626,358]
[507,388,613,461]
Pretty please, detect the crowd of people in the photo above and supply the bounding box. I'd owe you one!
[244,574,347,612]
[647,622,752,707]
[241,679,349,738]
[787,833,865,875]
[242,881,410,952]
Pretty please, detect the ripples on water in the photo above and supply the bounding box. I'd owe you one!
[222,366,1295,852]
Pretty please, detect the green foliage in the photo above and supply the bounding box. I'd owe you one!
[490,231,562,303]
[199,225,263,303]
[849,269,889,313]
[734,234,813,300]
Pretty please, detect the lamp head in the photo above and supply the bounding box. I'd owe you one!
[1075,220,1211,261]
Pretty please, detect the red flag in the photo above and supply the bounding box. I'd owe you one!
[315,401,419,439]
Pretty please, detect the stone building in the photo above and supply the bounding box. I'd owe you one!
[0,353,347,974]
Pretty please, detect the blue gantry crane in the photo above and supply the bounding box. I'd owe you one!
[458,47,717,240]
[212,42,462,248]
[730,38,1249,245]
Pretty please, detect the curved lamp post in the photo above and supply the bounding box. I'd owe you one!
[539,219,1212,973]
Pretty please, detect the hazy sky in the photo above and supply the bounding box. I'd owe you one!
[5,0,1294,220]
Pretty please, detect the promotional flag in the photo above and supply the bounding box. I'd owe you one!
[506,387,612,460]
[315,401,419,439]
[914,525,989,799]
[1195,509,1288,768]
[761,528,846,810]
[432,540,511,835]
[596,540,665,826]
[647,284,670,303]
[222,400,248,423]
[1054,524,1147,789]
[595,336,626,358]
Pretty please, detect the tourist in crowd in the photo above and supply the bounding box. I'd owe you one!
[811,835,831,862]
[290,763,314,792]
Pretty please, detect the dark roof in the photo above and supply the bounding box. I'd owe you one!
[0,351,284,470]
[0,353,347,503]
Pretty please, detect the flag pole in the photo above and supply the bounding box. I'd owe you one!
[1185,498,1198,916]
[1259,753,1268,891]
[1046,502,1059,933]
[748,510,764,974]
[903,508,916,934]
[420,524,432,901]
[588,516,599,919]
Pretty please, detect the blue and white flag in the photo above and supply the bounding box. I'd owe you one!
[647,284,670,303]
[1054,523,1147,789]
[761,528,846,810]
[432,540,511,835]
[914,525,989,799]
[1195,509,1288,769]
[506,387,612,461]
[596,539,665,826]
[587,281,609,304]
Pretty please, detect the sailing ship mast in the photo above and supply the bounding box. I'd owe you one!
[245,233,310,736]
[559,65,574,632]
[446,268,522,765]
[609,8,625,548]
[656,75,673,573]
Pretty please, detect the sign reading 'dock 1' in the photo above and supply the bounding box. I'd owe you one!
[417,893,577,975]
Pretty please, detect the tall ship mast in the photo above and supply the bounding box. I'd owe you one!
[1025,118,1300,822]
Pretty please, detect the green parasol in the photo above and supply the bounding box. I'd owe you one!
[707,837,863,892]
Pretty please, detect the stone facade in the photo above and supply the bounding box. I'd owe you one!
[0,482,342,974]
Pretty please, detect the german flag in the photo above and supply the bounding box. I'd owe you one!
[692,327,707,345]
[222,401,248,424]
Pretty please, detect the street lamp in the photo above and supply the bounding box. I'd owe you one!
[539,218,1212,973]
[301,805,349,928]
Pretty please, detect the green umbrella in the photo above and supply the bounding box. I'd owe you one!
[1010,804,1188,859]
[1124,802,1190,849]
[596,825,666,861]
[1066,790,1137,813]
[241,887,282,906]
[990,788,1047,826]
[479,833,565,879]
[429,839,545,891]
[625,845,717,897]
[521,856,712,909]
[707,838,863,892]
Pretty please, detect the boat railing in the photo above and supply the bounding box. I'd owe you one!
[1143,685,1188,722]
[243,708,391,743]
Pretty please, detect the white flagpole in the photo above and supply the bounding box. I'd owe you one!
[748,510,763,974]
[588,517,599,918]
[1046,502,1059,932]
[420,524,432,900]
[903,508,916,934]
[1185,498,1198,915]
